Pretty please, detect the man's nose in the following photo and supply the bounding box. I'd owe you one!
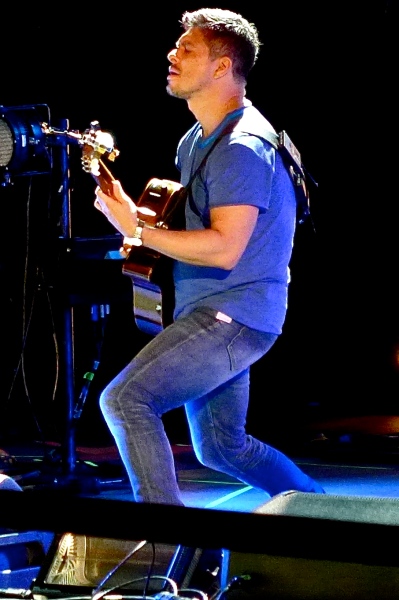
[167,48,178,63]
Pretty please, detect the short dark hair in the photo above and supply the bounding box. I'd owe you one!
[180,8,261,82]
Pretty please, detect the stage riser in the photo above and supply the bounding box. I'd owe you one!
[221,491,399,600]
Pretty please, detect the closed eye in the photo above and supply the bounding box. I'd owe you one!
[176,40,193,53]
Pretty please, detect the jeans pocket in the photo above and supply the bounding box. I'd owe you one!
[227,326,278,372]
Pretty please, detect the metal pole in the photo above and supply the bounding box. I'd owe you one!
[58,117,76,476]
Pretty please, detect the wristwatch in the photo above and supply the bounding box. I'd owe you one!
[125,219,146,247]
[120,219,146,258]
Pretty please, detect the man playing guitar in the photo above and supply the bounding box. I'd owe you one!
[94,7,325,505]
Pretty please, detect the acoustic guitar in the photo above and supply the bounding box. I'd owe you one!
[79,121,186,336]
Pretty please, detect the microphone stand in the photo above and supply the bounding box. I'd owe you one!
[40,118,128,493]
[57,117,77,478]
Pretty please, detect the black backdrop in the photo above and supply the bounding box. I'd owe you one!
[1,1,398,449]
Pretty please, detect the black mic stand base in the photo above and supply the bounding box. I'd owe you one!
[4,441,131,497]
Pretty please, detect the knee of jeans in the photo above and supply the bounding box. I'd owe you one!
[193,439,233,472]
[98,379,124,418]
[99,380,160,424]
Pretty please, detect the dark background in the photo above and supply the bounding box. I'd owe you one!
[0,0,398,451]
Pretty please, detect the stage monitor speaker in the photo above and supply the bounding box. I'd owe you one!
[254,489,399,524]
[221,491,399,600]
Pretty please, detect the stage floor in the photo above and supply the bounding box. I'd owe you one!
[2,429,399,512]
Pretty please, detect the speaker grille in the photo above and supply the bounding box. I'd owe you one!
[0,118,14,167]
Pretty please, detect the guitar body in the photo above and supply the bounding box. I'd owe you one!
[122,178,185,336]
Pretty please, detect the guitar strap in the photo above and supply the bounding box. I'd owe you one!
[182,118,241,219]
[184,120,240,194]
[182,117,315,226]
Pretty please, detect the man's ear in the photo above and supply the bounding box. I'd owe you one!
[214,56,232,79]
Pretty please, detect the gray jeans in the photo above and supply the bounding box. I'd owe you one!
[100,306,324,504]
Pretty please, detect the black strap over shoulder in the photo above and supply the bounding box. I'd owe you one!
[247,128,316,226]
[178,119,240,219]
[185,119,240,191]
[182,119,317,226]
[276,130,316,226]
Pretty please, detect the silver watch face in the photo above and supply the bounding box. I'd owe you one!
[129,237,143,246]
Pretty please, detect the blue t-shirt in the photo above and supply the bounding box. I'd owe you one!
[173,103,297,334]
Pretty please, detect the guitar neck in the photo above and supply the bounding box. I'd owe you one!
[93,159,117,199]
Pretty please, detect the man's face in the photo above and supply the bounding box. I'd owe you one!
[166,27,220,100]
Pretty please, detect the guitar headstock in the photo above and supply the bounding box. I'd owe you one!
[80,121,120,197]
[81,120,119,176]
